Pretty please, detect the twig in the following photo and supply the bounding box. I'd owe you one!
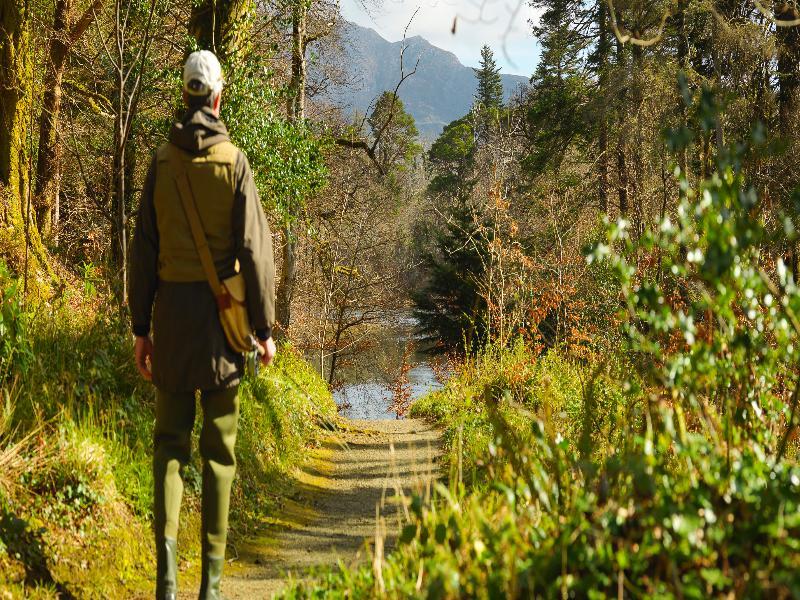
[333,8,420,175]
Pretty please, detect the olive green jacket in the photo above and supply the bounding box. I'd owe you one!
[129,107,275,393]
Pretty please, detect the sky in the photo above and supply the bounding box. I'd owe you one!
[339,0,542,77]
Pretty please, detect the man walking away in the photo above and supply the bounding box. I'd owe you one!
[128,50,277,600]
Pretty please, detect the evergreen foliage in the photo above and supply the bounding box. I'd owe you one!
[524,0,591,173]
[473,45,503,111]
[426,117,476,200]
[414,109,482,351]
[412,202,487,352]
[222,59,329,226]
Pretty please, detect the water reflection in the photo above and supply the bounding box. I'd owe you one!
[336,363,441,420]
[330,314,442,420]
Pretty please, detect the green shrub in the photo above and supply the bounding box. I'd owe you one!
[279,85,800,599]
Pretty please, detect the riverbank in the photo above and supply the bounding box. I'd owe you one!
[329,313,444,421]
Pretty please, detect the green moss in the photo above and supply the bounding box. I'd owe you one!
[0,426,151,599]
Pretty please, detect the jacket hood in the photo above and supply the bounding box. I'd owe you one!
[169,106,230,153]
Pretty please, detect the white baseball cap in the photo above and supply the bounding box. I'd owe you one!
[183,50,223,97]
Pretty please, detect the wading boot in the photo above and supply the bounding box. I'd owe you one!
[156,537,178,600]
[198,555,224,600]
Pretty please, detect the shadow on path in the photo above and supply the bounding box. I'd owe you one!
[181,418,442,599]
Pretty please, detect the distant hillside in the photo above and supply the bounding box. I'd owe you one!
[319,21,529,141]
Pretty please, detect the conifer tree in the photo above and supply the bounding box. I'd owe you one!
[427,116,476,201]
[412,202,487,352]
[473,45,504,111]
[523,0,591,173]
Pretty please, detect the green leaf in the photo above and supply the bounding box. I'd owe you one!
[399,523,417,544]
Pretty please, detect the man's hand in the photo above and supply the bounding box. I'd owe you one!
[135,335,153,381]
[257,336,277,367]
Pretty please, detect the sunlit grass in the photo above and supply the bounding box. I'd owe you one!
[0,268,337,596]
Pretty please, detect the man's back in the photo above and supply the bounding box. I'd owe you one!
[129,105,275,393]
[154,140,239,282]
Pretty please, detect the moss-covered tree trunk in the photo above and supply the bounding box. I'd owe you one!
[0,0,32,211]
[189,0,252,60]
[0,0,47,276]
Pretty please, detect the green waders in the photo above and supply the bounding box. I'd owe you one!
[153,386,239,600]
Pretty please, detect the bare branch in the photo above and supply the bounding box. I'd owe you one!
[753,0,800,26]
[333,8,420,175]
[606,0,671,47]
[333,137,385,175]
[69,0,106,45]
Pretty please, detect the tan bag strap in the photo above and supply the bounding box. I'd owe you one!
[168,144,230,308]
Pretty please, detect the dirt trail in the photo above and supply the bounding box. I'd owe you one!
[182,418,441,599]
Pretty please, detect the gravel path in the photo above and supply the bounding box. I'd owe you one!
[182,418,442,599]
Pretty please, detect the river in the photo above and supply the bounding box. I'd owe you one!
[331,315,442,420]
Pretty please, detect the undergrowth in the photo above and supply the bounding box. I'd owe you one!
[278,88,800,599]
[409,343,630,485]
[0,263,336,598]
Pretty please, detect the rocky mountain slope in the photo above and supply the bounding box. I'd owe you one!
[319,21,529,140]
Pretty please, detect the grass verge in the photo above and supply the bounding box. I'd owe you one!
[0,263,336,598]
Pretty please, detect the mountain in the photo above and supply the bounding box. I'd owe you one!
[319,21,529,141]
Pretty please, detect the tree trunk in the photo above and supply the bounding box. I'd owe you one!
[0,0,48,277]
[111,82,128,301]
[287,5,307,122]
[189,0,252,60]
[35,0,71,236]
[35,0,104,237]
[276,222,297,331]
[676,0,689,178]
[328,322,342,386]
[0,0,32,209]
[275,0,308,334]
[617,144,628,217]
[776,2,800,133]
[630,41,644,236]
[615,38,629,218]
[774,3,800,279]
[597,0,610,213]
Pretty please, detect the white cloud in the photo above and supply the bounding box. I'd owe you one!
[341,0,541,76]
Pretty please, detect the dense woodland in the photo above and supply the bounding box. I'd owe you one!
[5,0,800,596]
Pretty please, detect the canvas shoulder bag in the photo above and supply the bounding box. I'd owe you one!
[168,144,255,354]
